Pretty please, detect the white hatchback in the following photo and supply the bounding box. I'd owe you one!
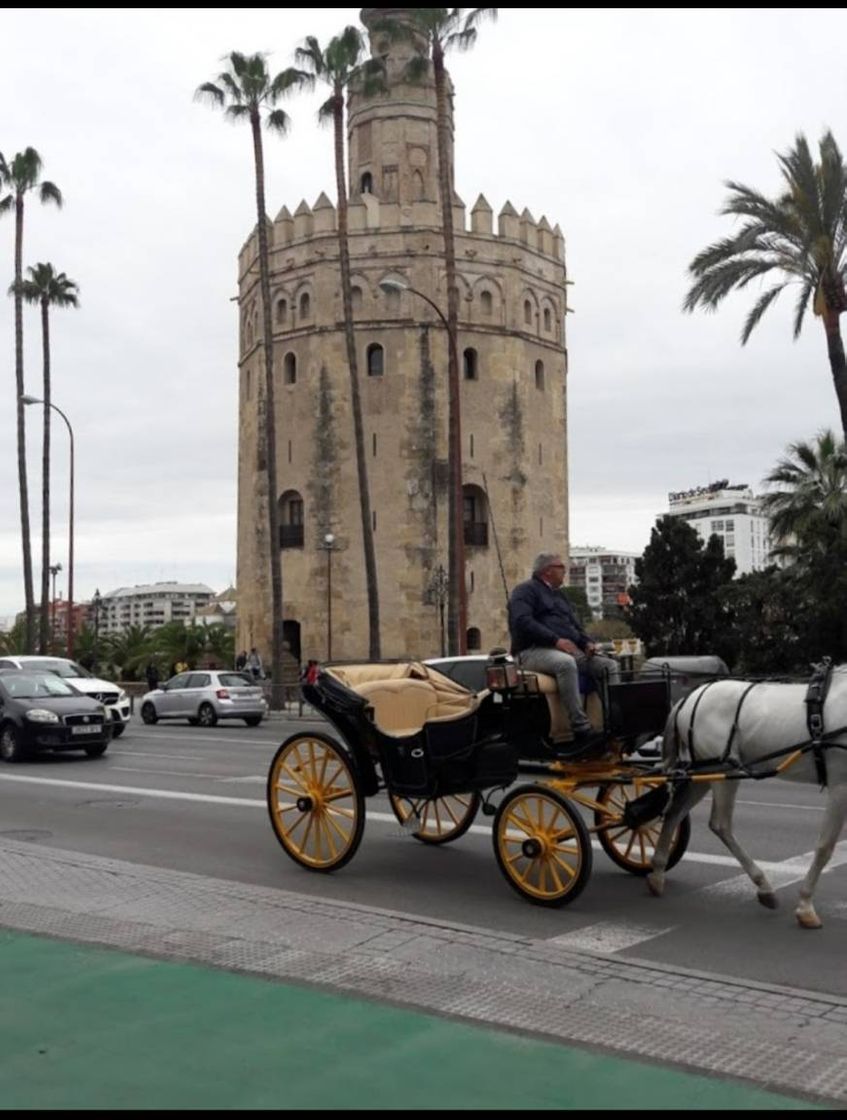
[140,670,267,728]
[0,655,131,737]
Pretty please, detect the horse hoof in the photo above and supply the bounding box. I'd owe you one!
[757,891,778,910]
[646,874,664,898]
[796,910,823,930]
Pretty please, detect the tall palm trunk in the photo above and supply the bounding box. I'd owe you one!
[249,108,284,704]
[333,93,381,659]
[39,295,51,653]
[433,44,466,656]
[822,311,847,439]
[14,193,34,651]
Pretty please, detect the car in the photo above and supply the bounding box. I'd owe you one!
[0,655,131,738]
[140,669,268,728]
[0,668,110,762]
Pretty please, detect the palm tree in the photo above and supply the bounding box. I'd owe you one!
[762,430,847,562]
[196,53,301,702]
[684,131,847,438]
[294,28,385,659]
[203,623,235,667]
[0,149,62,651]
[376,8,497,654]
[17,264,79,654]
[106,624,153,680]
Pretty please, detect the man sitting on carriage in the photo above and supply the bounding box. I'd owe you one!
[508,551,619,759]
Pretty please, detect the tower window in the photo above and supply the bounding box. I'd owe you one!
[360,172,373,194]
[373,432,377,456]
[543,307,552,332]
[351,286,363,311]
[480,290,493,316]
[367,343,384,377]
[463,347,478,381]
[524,299,533,326]
[283,352,296,385]
[276,298,288,325]
[467,627,482,651]
[535,360,545,390]
[299,292,311,319]
[245,369,252,399]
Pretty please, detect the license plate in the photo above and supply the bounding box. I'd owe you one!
[72,725,102,736]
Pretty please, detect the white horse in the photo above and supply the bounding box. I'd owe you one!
[647,667,847,928]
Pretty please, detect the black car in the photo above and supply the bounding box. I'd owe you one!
[0,669,110,762]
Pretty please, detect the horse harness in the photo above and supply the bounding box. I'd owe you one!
[672,659,846,786]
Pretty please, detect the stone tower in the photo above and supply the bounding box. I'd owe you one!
[236,7,570,663]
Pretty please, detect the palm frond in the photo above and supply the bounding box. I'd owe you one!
[793,276,815,338]
[740,283,785,343]
[265,109,290,134]
[0,194,12,216]
[39,180,62,207]
[194,81,225,106]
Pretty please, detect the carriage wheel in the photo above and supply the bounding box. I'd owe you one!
[493,785,592,907]
[389,792,481,845]
[594,781,691,876]
[266,732,364,872]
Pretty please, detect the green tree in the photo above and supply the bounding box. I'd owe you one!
[726,567,806,674]
[378,8,497,653]
[0,619,27,655]
[684,131,847,438]
[105,624,153,680]
[196,53,300,703]
[562,585,591,626]
[761,429,847,561]
[294,27,385,658]
[626,516,737,659]
[203,623,235,667]
[0,149,62,649]
[17,264,79,654]
[149,621,208,671]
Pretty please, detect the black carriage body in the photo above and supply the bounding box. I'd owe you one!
[304,672,517,799]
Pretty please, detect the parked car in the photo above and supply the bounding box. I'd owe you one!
[0,655,131,738]
[140,670,268,728]
[0,669,110,762]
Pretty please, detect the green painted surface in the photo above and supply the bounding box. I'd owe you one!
[0,931,825,1110]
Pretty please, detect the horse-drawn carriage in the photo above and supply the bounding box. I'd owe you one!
[265,655,692,906]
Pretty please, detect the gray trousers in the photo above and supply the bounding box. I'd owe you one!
[518,647,619,733]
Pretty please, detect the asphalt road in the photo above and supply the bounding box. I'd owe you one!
[0,713,844,997]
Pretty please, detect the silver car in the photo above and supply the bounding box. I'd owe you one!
[140,670,267,728]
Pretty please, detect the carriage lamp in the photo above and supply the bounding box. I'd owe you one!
[485,651,519,692]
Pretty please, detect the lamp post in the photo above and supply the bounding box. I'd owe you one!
[92,588,102,672]
[49,562,62,652]
[21,395,75,656]
[426,563,448,658]
[379,279,467,654]
[319,533,337,661]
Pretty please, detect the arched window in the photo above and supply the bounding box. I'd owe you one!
[278,490,304,549]
[299,292,311,319]
[535,360,545,390]
[463,484,489,548]
[524,299,533,326]
[412,170,425,200]
[384,285,400,312]
[463,347,478,381]
[351,286,363,312]
[480,290,493,316]
[367,343,384,377]
[276,298,288,325]
[283,353,296,385]
[543,307,552,332]
[360,172,373,194]
[467,627,482,651]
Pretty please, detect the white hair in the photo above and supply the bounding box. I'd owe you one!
[532,551,563,575]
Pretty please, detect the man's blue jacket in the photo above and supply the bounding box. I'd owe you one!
[508,576,589,655]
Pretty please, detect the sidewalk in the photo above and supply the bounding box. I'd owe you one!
[0,838,844,1109]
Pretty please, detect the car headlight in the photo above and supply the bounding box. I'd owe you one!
[25,709,60,724]
[118,690,128,703]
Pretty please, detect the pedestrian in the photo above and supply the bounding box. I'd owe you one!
[235,650,247,671]
[145,660,160,692]
[246,647,263,681]
[300,659,319,686]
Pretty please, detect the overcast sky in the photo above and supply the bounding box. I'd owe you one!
[1,7,841,621]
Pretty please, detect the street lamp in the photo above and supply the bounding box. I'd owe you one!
[379,279,467,654]
[21,395,76,656]
[92,588,102,672]
[49,562,62,653]
[426,563,449,658]
[319,533,337,661]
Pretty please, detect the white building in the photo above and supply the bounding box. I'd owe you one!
[99,582,216,634]
[568,547,639,619]
[666,481,772,575]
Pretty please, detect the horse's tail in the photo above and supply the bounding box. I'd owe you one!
[661,697,685,769]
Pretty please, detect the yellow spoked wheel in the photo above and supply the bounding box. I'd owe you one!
[594,781,690,876]
[266,732,364,872]
[389,792,481,845]
[493,785,591,907]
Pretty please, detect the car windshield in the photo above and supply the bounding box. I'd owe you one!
[22,658,91,679]
[0,672,78,699]
[218,673,256,688]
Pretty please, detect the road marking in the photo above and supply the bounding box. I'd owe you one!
[735,799,824,813]
[549,921,675,953]
[701,840,847,900]
[110,766,247,781]
[111,751,210,763]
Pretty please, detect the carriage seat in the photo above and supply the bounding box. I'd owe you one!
[325,662,482,738]
[520,671,604,742]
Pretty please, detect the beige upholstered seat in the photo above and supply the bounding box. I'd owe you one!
[520,671,604,742]
[326,663,482,738]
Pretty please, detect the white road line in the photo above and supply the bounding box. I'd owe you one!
[549,921,676,954]
[111,750,210,762]
[734,799,824,813]
[110,767,247,781]
[0,772,802,873]
[701,840,847,900]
